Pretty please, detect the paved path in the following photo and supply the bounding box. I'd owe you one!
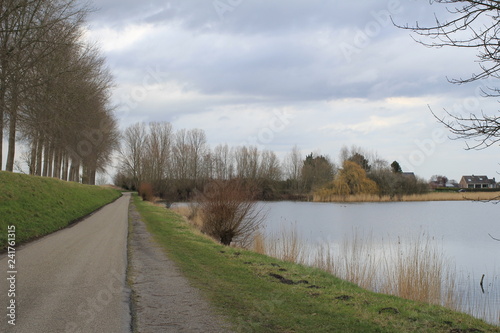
[128,201,233,332]
[0,193,131,333]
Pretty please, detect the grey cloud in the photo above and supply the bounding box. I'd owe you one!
[89,0,407,33]
[90,0,485,106]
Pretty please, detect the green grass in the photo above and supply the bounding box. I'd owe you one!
[0,171,121,248]
[133,194,500,333]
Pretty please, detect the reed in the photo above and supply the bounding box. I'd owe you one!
[381,234,459,307]
[260,229,461,309]
[260,224,309,264]
[252,231,266,254]
[314,191,500,202]
[171,204,205,228]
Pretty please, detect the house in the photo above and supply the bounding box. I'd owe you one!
[459,175,497,189]
[402,172,416,179]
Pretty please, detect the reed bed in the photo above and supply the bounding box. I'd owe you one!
[170,204,204,228]
[258,224,310,264]
[314,191,500,202]
[257,229,461,309]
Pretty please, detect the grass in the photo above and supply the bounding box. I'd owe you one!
[0,171,121,248]
[134,194,500,332]
[314,191,500,202]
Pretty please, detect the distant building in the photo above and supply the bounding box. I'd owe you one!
[459,175,497,189]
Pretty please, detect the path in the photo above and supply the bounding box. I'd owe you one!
[128,200,233,332]
[0,193,131,333]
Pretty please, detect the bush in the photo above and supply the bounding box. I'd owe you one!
[138,182,155,202]
[195,179,265,247]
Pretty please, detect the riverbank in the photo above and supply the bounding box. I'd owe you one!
[134,194,500,332]
[313,191,500,203]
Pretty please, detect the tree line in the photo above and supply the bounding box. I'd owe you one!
[1,0,119,184]
[115,122,429,201]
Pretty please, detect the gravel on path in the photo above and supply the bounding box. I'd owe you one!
[128,200,234,333]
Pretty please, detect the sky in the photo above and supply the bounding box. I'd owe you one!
[79,0,500,182]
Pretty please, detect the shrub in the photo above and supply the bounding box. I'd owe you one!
[138,182,155,202]
[195,179,265,246]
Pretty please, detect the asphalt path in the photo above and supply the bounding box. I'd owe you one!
[0,193,131,333]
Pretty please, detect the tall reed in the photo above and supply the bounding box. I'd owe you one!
[259,223,309,264]
[314,191,500,203]
[381,234,459,307]
[259,229,460,308]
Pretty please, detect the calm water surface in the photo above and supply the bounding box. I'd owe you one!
[259,200,500,324]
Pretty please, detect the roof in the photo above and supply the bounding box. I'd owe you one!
[402,172,415,178]
[461,175,494,184]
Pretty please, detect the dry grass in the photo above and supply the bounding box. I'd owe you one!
[314,191,500,202]
[258,228,461,309]
[170,205,190,217]
[257,224,309,264]
[381,234,459,308]
[170,205,204,228]
[252,231,266,254]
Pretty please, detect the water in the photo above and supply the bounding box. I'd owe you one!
[259,200,500,324]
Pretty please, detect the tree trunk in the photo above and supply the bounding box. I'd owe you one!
[81,164,89,184]
[220,230,234,246]
[42,142,50,177]
[5,87,18,172]
[90,168,96,185]
[70,160,80,182]
[61,154,69,181]
[29,140,37,175]
[35,136,43,176]
[53,148,61,178]
[0,57,8,171]
[0,89,4,170]
[47,144,53,178]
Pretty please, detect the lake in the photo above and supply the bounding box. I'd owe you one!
[259,200,500,325]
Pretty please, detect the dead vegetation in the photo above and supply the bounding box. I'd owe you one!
[314,191,500,202]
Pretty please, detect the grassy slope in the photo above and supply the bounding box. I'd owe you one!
[0,171,121,248]
[133,195,500,333]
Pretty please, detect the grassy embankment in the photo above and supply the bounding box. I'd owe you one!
[134,194,500,332]
[0,171,121,249]
[314,191,500,202]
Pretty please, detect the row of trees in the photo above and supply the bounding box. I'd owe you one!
[316,147,429,201]
[1,0,119,184]
[115,122,286,200]
[115,122,430,201]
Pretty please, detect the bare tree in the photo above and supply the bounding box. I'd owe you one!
[234,146,260,179]
[172,129,190,181]
[1,0,88,171]
[118,123,147,189]
[144,122,173,183]
[395,1,500,149]
[196,179,266,247]
[187,128,208,184]
[212,143,233,180]
[259,150,282,181]
[283,145,302,190]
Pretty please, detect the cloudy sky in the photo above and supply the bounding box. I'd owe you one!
[84,0,499,182]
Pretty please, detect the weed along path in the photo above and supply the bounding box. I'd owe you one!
[128,200,233,333]
[0,193,131,333]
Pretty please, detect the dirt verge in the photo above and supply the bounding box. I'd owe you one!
[128,200,233,332]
